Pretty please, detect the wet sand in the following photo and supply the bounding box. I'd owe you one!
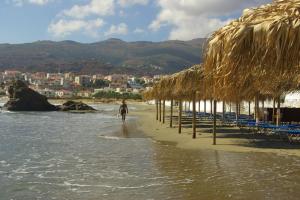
[131,103,300,157]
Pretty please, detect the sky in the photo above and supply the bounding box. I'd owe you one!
[0,0,271,44]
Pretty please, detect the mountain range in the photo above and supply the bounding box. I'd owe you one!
[0,38,206,76]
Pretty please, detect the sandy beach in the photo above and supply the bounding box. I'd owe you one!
[131,103,300,157]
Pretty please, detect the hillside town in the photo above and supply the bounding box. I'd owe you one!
[0,70,159,99]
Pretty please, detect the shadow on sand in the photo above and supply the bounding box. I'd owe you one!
[167,115,300,150]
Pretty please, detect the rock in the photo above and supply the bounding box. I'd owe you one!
[58,101,96,112]
[3,80,58,111]
[3,80,96,112]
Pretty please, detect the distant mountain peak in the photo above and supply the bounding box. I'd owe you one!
[105,38,125,43]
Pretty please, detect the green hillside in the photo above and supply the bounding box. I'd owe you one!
[0,38,205,75]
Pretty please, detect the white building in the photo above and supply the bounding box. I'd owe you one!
[77,90,93,98]
[60,78,71,88]
[55,90,73,98]
[75,75,91,87]
[37,89,56,98]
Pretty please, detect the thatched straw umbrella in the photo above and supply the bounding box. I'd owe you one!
[204,0,300,133]
[173,64,205,139]
[157,75,176,126]
[143,87,159,121]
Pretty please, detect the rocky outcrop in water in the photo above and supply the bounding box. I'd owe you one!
[58,101,96,112]
[3,81,96,112]
[3,80,58,111]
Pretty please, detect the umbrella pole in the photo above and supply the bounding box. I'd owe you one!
[210,99,213,115]
[156,99,159,121]
[222,101,225,121]
[163,100,166,124]
[273,99,276,123]
[198,100,201,113]
[255,97,260,123]
[262,100,265,122]
[213,100,217,145]
[248,101,251,118]
[192,94,196,139]
[204,99,207,114]
[276,98,281,126]
[236,102,239,126]
[170,99,173,128]
[179,100,182,134]
[254,100,256,120]
[159,99,162,122]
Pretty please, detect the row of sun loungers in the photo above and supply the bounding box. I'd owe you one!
[236,119,300,143]
[183,111,300,143]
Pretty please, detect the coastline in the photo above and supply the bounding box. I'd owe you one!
[131,103,300,157]
[48,98,143,105]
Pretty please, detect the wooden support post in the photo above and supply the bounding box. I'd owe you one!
[204,99,207,114]
[156,99,159,121]
[198,101,201,113]
[229,102,232,113]
[179,100,182,134]
[159,100,162,122]
[210,99,213,115]
[248,101,251,118]
[276,98,281,126]
[236,102,239,125]
[213,100,217,145]
[192,94,196,139]
[163,100,166,124]
[170,99,173,128]
[222,101,225,121]
[255,97,259,123]
[254,100,256,120]
[273,99,276,123]
[262,100,265,122]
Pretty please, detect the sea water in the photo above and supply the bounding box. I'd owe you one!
[0,103,300,200]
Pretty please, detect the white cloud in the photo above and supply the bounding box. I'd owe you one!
[150,0,271,40]
[105,23,128,36]
[29,0,52,5]
[118,0,149,7]
[10,0,55,6]
[62,0,115,19]
[133,28,145,34]
[48,18,105,38]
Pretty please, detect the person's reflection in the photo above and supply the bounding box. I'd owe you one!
[122,124,129,138]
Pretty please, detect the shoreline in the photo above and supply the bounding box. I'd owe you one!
[49,98,143,105]
[131,103,300,157]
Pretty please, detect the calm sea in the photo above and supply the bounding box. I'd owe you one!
[1,102,300,200]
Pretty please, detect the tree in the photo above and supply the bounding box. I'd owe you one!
[92,79,110,88]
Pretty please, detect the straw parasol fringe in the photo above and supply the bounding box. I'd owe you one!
[204,0,300,102]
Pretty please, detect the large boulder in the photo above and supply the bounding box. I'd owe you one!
[58,101,96,112]
[3,80,58,111]
[3,80,97,112]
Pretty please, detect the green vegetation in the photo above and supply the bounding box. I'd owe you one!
[135,78,146,86]
[93,91,142,100]
[91,79,110,88]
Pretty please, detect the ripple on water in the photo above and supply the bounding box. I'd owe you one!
[1,107,300,200]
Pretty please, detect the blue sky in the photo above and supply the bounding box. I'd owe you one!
[0,0,271,44]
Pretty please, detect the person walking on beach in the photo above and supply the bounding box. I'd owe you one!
[119,100,128,122]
